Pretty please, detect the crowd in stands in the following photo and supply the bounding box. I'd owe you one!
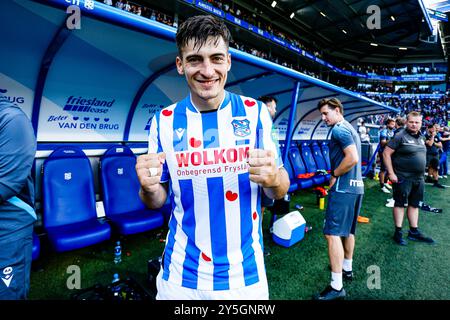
[99,0,447,85]
[103,0,177,27]
[339,62,445,76]
[355,84,445,94]
[363,95,449,133]
[99,0,449,125]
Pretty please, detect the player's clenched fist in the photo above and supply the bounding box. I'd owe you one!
[136,152,166,194]
[248,149,280,188]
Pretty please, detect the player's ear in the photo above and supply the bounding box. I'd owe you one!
[176,56,184,75]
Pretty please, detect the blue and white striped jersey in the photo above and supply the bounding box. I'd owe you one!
[147,91,282,290]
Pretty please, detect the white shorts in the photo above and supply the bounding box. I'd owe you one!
[156,270,269,300]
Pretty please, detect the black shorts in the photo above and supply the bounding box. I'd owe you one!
[426,155,439,170]
[392,179,424,208]
[323,191,363,237]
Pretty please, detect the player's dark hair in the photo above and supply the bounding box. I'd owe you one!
[317,97,344,114]
[395,117,405,127]
[176,15,232,57]
[258,96,278,104]
[385,118,395,125]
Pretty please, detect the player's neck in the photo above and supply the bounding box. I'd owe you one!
[334,116,345,125]
[190,92,225,112]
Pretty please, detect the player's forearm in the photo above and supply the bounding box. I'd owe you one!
[139,184,168,209]
[382,151,394,175]
[263,167,290,200]
[334,155,358,176]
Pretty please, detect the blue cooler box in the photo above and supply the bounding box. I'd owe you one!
[272,211,306,247]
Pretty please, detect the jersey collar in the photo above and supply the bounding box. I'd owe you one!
[186,91,231,113]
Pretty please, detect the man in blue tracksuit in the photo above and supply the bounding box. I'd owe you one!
[0,95,37,299]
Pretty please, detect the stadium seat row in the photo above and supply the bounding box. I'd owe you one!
[37,145,168,253]
[32,141,330,257]
[281,141,331,192]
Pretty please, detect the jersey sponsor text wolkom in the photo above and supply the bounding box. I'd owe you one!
[148,91,281,290]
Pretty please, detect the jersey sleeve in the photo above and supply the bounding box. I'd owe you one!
[257,102,283,168]
[148,113,169,183]
[387,132,401,150]
[0,112,36,203]
[333,125,355,150]
[379,129,387,141]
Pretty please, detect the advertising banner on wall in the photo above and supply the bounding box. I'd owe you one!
[0,73,33,119]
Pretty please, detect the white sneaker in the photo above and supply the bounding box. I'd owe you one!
[384,183,392,190]
[385,199,395,207]
[444,175,448,179]
[386,198,393,202]
[381,186,391,193]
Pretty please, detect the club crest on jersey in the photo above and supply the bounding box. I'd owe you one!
[231,119,251,137]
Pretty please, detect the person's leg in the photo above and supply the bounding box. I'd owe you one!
[314,192,354,300]
[438,152,446,176]
[406,180,434,243]
[343,235,355,260]
[0,233,33,300]
[393,206,405,228]
[392,179,409,245]
[379,170,385,188]
[326,235,344,275]
[342,193,361,277]
[443,152,448,176]
[342,235,355,280]
[406,206,419,228]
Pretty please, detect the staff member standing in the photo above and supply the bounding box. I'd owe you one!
[425,124,444,189]
[0,95,37,299]
[314,98,364,300]
[383,111,434,246]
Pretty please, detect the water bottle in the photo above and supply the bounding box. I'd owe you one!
[114,241,122,264]
[111,273,122,300]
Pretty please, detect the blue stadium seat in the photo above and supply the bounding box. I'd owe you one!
[42,147,111,252]
[32,232,40,261]
[279,146,298,192]
[299,142,327,185]
[100,146,164,235]
[320,141,331,171]
[311,142,331,180]
[287,146,314,189]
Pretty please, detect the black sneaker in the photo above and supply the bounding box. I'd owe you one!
[433,182,445,189]
[407,230,435,244]
[393,231,407,246]
[421,204,443,213]
[312,285,346,300]
[343,270,353,281]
